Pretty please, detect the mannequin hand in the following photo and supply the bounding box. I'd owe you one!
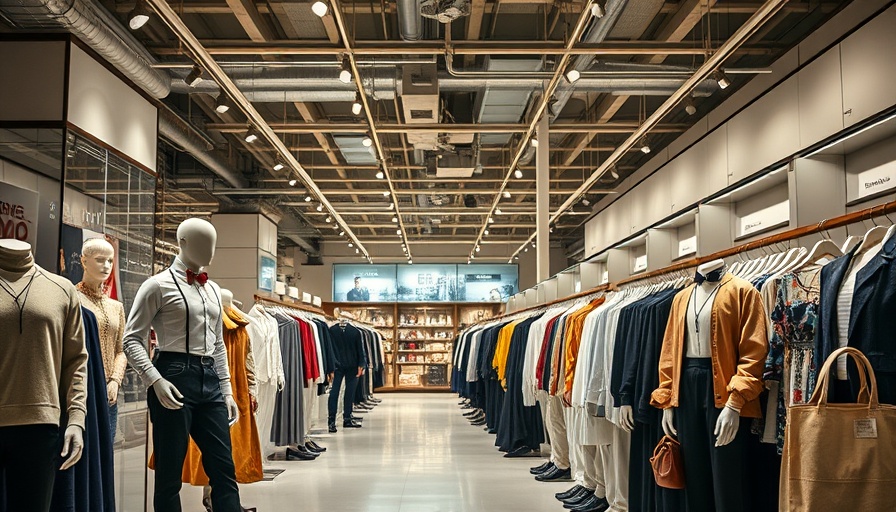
[225,394,239,424]
[662,408,677,437]
[152,378,184,409]
[714,406,740,447]
[107,381,120,406]
[250,394,258,413]
[357,367,363,378]
[619,405,635,432]
[59,425,84,470]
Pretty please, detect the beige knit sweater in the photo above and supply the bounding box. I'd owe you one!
[0,250,89,430]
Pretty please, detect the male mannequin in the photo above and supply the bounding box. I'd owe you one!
[0,239,87,512]
[77,238,127,440]
[651,258,768,512]
[122,219,242,512]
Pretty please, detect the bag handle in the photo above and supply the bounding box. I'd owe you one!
[651,436,677,477]
[809,347,879,409]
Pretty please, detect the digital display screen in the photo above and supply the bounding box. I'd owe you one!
[333,264,397,302]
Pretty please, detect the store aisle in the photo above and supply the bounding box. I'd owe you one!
[178,393,560,512]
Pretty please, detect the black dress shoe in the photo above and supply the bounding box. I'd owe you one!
[563,489,595,508]
[569,495,609,512]
[306,440,326,452]
[535,466,572,482]
[343,421,362,428]
[504,446,538,458]
[555,484,584,500]
[285,447,316,461]
[532,462,556,476]
[463,409,480,417]
[328,423,337,433]
[531,461,553,475]
[291,445,319,457]
[486,428,497,434]
[470,418,486,426]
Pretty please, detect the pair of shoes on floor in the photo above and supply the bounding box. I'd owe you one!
[343,420,362,428]
[556,484,585,500]
[305,440,326,453]
[565,494,609,512]
[285,446,318,461]
[535,465,572,482]
[328,422,338,433]
[560,486,593,507]
[463,409,482,418]
[531,461,555,476]
[470,416,486,426]
[503,446,539,458]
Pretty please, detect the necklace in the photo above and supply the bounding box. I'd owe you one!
[0,271,39,334]
[691,283,722,337]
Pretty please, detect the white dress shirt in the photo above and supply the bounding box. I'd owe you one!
[123,257,232,395]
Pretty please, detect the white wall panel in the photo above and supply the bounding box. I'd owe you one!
[798,48,845,146]
[841,6,896,126]
[0,41,66,121]
[212,214,259,248]
[630,170,671,229]
[68,46,157,171]
[727,77,800,183]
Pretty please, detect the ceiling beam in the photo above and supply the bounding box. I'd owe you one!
[204,122,691,134]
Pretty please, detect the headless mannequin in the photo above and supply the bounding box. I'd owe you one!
[662,259,740,447]
[79,239,123,409]
[151,220,239,423]
[0,239,84,470]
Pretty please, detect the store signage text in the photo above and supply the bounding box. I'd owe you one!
[738,200,789,237]
[0,183,39,247]
[633,255,648,273]
[0,200,28,240]
[678,236,697,258]
[465,274,501,282]
[853,162,896,201]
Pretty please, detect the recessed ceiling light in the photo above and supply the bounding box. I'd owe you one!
[311,1,328,17]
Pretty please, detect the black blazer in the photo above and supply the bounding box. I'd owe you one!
[815,234,896,404]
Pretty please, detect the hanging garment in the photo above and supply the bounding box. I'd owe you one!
[49,307,116,512]
[247,305,285,458]
[271,312,305,446]
[181,307,263,485]
[496,316,545,452]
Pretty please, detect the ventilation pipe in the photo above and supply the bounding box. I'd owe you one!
[0,0,170,98]
[158,109,250,188]
[397,0,423,41]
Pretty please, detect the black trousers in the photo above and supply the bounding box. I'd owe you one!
[328,367,358,423]
[148,353,240,512]
[0,424,60,512]
[678,358,747,512]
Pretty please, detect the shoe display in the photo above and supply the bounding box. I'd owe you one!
[534,466,572,482]
[285,447,317,461]
[530,461,553,475]
[306,440,327,452]
[555,484,584,500]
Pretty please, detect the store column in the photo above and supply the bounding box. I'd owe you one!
[208,213,279,307]
[536,115,550,282]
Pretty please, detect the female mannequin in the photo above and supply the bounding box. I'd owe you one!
[77,238,127,440]
[0,239,88,512]
[651,258,768,512]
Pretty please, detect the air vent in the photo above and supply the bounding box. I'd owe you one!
[410,109,434,120]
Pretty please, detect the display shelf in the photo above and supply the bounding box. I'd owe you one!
[397,324,454,328]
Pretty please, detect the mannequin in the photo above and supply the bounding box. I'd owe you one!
[77,238,127,441]
[0,239,87,512]
[122,219,243,512]
[651,258,769,512]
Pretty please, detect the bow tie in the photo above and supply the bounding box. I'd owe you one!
[694,267,726,285]
[186,268,208,286]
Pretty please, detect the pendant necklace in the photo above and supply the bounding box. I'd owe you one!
[0,271,39,334]
[692,283,722,337]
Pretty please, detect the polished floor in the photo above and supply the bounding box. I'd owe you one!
[176,393,563,511]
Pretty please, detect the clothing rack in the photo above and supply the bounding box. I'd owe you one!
[485,199,896,326]
[253,294,334,320]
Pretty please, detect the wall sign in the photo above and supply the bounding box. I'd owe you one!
[0,182,39,248]
[847,161,896,204]
[632,254,648,273]
[678,236,697,258]
[736,200,790,238]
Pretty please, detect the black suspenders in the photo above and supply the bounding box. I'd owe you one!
[169,269,190,353]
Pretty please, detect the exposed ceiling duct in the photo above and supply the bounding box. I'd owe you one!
[0,0,170,98]
[158,109,250,189]
[397,0,423,41]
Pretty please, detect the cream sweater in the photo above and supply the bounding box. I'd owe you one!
[0,252,89,430]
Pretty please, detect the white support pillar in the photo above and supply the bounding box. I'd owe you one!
[536,114,550,282]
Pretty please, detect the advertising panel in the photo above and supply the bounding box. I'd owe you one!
[334,264,397,302]
[457,264,518,302]
[396,264,458,302]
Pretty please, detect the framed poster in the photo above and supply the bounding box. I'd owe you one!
[259,254,276,292]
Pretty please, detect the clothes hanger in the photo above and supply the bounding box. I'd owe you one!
[853,218,889,257]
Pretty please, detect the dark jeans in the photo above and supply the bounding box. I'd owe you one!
[678,358,747,512]
[148,353,240,512]
[0,424,60,512]
[328,367,358,424]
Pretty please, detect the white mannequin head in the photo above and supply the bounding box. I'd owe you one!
[80,238,114,291]
[176,218,217,271]
[221,288,234,310]
[697,258,726,275]
[0,239,33,274]
[0,239,31,252]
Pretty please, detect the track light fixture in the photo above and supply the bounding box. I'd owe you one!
[244,126,259,143]
[530,138,538,148]
[214,93,230,114]
[311,1,328,17]
[273,161,285,171]
[392,216,398,223]
[128,1,151,30]
[304,195,313,202]
[484,229,489,236]
[339,230,345,236]
[184,64,203,87]
[355,248,360,254]
[609,166,620,180]
[351,92,363,116]
[287,179,297,187]
[488,217,495,224]
[684,98,697,116]
[339,56,353,84]
[316,203,324,212]
[495,208,503,215]
[565,68,581,84]
[362,133,373,147]
[514,169,523,179]
[396,230,401,235]
[639,137,651,154]
[503,190,511,199]
[325,216,332,223]
[581,197,591,207]
[475,246,480,253]
[348,242,353,248]
[591,1,606,19]
[713,69,731,90]
[375,170,384,179]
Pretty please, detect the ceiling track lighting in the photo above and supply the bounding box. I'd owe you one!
[488,217,495,224]
[362,133,373,147]
[325,215,332,223]
[287,178,297,187]
[564,68,581,84]
[375,170,384,179]
[609,166,620,180]
[184,64,203,87]
[348,242,353,248]
[495,208,503,215]
[713,69,731,90]
[214,93,230,114]
[339,56,353,84]
[304,195,313,202]
[273,161,285,172]
[316,203,324,212]
[502,190,511,199]
[351,92,363,116]
[391,216,398,223]
[513,169,523,179]
[475,246,480,253]
[396,229,401,235]
[639,137,651,154]
[484,229,489,236]
[382,191,390,196]
[530,138,538,148]
[684,97,697,116]
[311,1,329,17]
[128,1,151,30]
[388,202,395,210]
[591,1,606,19]
[244,126,259,144]
[339,230,345,236]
